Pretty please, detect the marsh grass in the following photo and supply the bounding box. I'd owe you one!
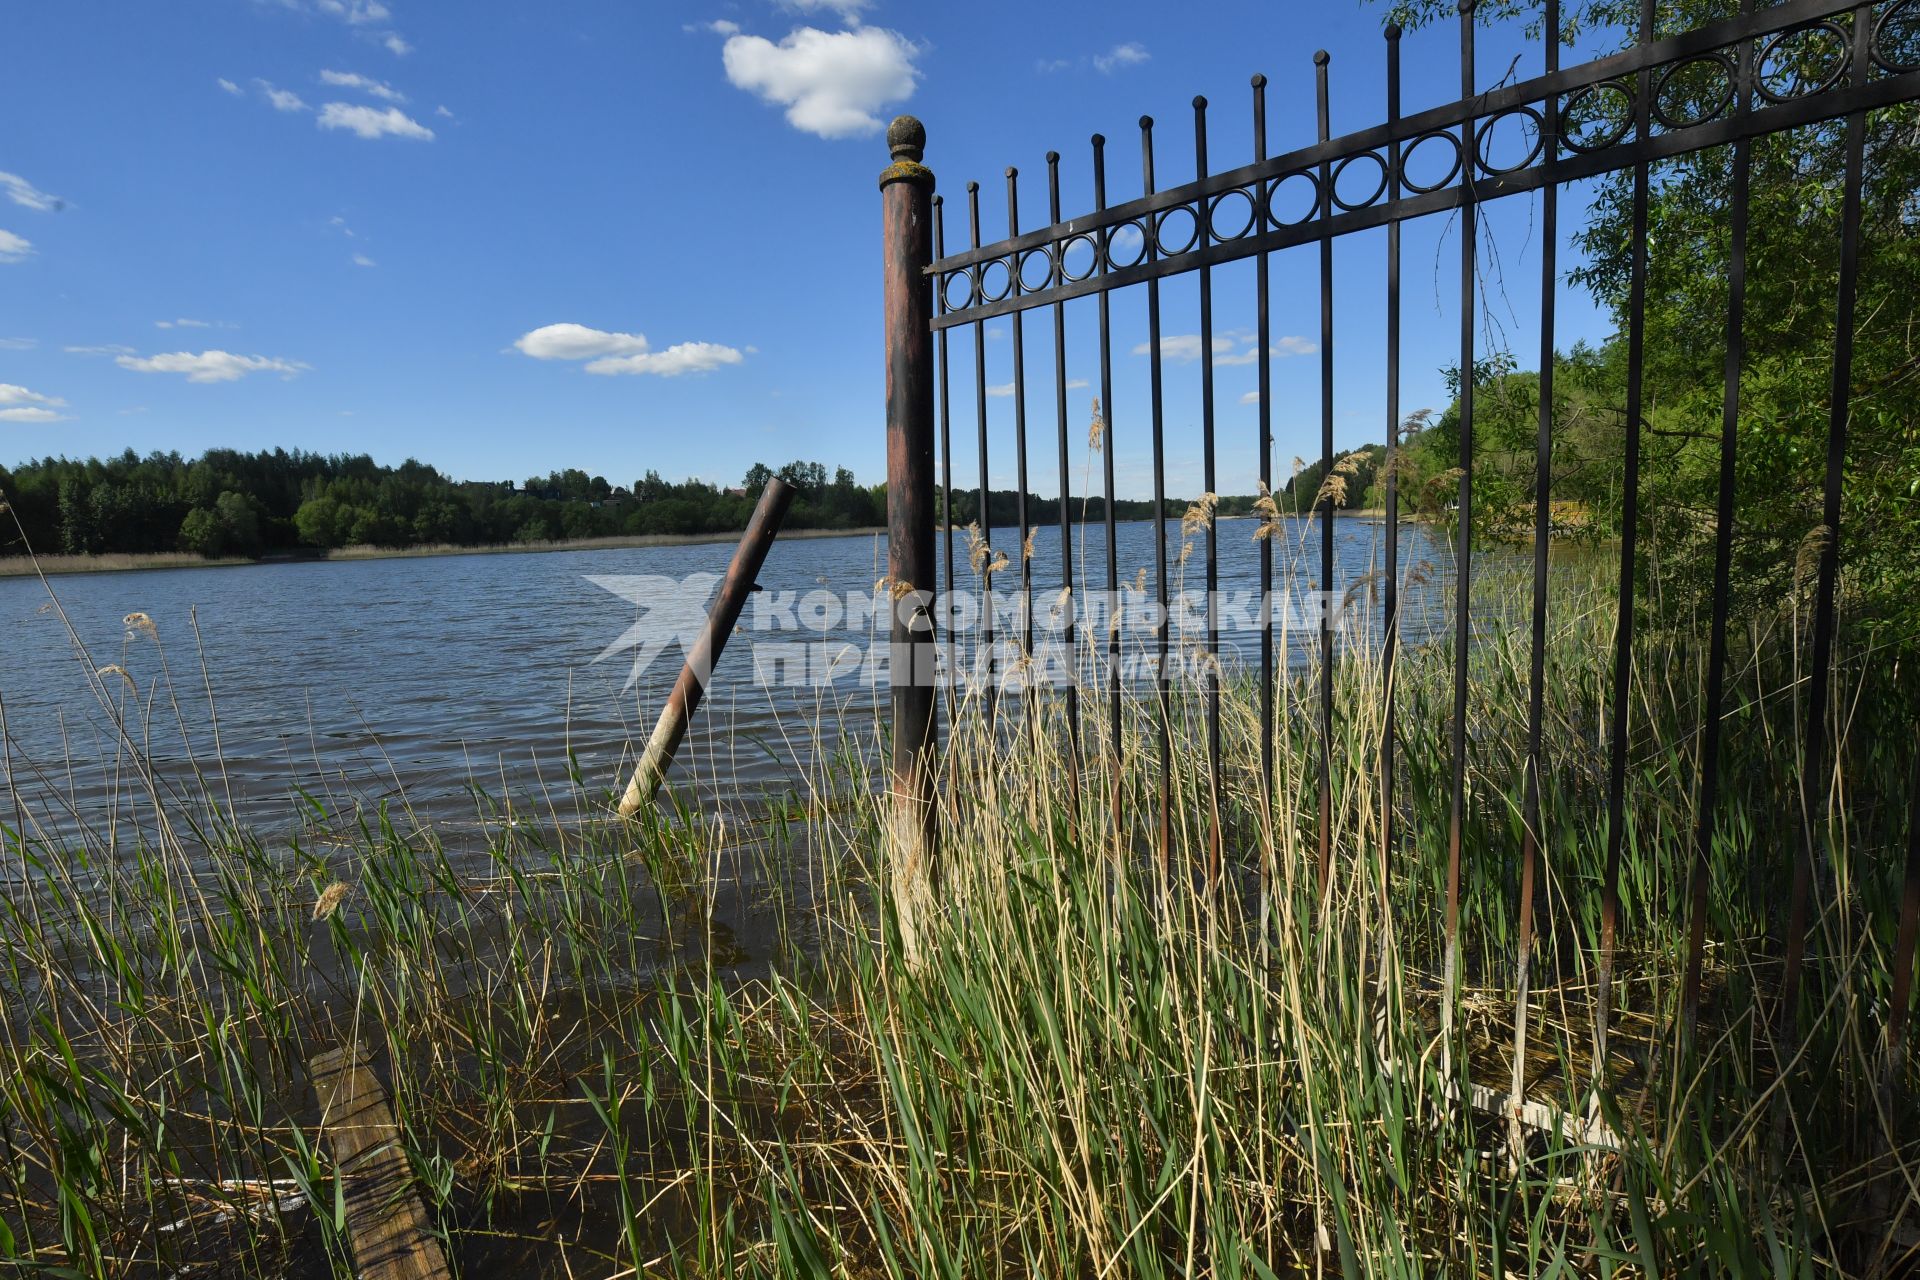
[0,531,1915,1276]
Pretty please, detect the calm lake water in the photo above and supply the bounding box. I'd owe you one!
[0,517,1452,839]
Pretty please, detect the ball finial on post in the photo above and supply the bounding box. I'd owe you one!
[880,115,933,190]
[888,115,925,163]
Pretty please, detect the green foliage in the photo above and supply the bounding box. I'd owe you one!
[176,492,262,558]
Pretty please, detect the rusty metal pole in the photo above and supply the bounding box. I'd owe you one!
[881,116,940,934]
[616,477,797,817]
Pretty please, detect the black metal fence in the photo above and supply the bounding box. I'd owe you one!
[882,0,1920,1087]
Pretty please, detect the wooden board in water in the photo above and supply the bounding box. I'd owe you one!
[310,1043,451,1280]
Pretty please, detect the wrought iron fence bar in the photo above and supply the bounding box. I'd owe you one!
[1441,0,1477,1050]
[1512,0,1560,1139]
[1598,0,1658,1074]
[1007,167,1034,709]
[1142,114,1174,868]
[935,196,958,703]
[967,181,996,723]
[1253,72,1276,827]
[928,0,1864,281]
[1194,94,1225,885]
[1047,150,1082,818]
[1094,133,1124,829]
[1381,27,1401,896]
[1316,49,1337,903]
[1782,4,1873,1032]
[1684,0,1756,1043]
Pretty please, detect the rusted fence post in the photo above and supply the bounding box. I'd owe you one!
[881,115,939,958]
[616,477,797,817]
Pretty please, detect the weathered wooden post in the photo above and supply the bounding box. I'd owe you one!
[616,477,797,817]
[881,115,939,958]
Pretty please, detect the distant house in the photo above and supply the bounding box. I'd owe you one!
[725,486,747,498]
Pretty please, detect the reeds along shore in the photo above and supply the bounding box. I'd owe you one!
[0,547,1914,1277]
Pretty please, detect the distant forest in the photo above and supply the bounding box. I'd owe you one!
[0,453,890,561]
[0,446,1387,564]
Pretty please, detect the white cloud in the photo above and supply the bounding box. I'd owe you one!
[0,229,31,262]
[721,26,918,139]
[0,384,69,422]
[329,214,355,236]
[1219,335,1317,364]
[515,323,652,361]
[65,344,135,356]
[0,172,63,213]
[777,0,870,24]
[435,104,454,118]
[218,77,243,95]
[352,253,377,267]
[1035,57,1071,73]
[1136,333,1317,364]
[155,318,215,329]
[0,337,36,350]
[702,19,741,35]
[115,350,311,383]
[1238,390,1261,405]
[295,0,410,55]
[318,102,434,140]
[514,324,744,377]
[586,342,745,377]
[320,69,406,102]
[1094,42,1150,73]
[0,384,65,407]
[989,376,1087,396]
[256,79,310,112]
[1135,334,1230,363]
[316,0,389,24]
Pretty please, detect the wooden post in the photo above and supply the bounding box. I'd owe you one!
[881,115,939,956]
[617,477,797,817]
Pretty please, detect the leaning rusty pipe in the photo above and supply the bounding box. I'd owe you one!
[616,477,797,817]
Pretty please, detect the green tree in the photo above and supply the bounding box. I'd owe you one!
[294,496,352,547]
[178,507,224,557]
[212,492,261,556]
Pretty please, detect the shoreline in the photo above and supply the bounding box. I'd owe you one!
[0,526,889,580]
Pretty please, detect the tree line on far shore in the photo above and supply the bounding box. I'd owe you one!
[0,439,1406,567]
[0,454,891,561]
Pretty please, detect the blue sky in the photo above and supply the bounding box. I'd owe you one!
[0,0,1624,499]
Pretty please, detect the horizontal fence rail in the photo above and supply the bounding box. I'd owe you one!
[928,0,1919,329]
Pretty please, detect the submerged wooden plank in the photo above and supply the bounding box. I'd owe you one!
[310,1044,450,1280]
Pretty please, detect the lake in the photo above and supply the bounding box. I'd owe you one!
[0,516,1452,839]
